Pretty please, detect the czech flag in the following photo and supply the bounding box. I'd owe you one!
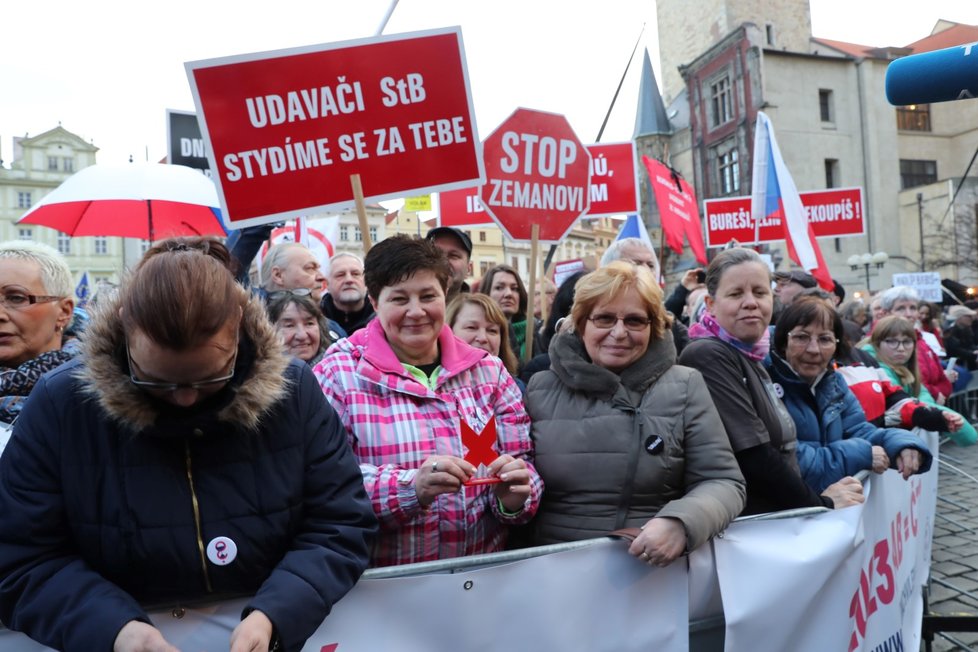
[751,112,833,290]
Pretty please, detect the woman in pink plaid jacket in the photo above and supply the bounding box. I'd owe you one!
[314,235,542,567]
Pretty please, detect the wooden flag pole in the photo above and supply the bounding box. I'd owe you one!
[524,223,540,365]
[350,174,372,253]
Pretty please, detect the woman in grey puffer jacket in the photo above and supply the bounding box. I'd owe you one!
[526,262,745,566]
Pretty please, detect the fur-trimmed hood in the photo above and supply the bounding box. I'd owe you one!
[77,293,289,433]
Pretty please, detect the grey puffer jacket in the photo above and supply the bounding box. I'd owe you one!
[525,329,745,550]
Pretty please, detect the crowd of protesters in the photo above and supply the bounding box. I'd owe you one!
[0,228,973,651]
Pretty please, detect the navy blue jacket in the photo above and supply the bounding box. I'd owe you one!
[0,296,376,652]
[766,354,932,493]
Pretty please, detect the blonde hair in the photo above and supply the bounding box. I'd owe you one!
[570,262,669,341]
[870,316,920,396]
[446,293,519,376]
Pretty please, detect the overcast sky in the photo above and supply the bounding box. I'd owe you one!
[3,0,976,168]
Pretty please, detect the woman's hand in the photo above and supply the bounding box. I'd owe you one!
[945,367,959,384]
[627,517,687,567]
[230,610,274,652]
[896,449,923,480]
[821,476,864,509]
[944,411,964,432]
[870,445,890,474]
[114,621,180,652]
[415,456,475,507]
[489,454,532,514]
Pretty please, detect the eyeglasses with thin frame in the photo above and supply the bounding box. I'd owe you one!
[881,338,915,350]
[787,331,838,349]
[126,336,238,392]
[0,292,63,310]
[588,313,653,331]
[267,288,313,301]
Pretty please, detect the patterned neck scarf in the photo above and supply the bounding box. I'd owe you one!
[688,311,770,362]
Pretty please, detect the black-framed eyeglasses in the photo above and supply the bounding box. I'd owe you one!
[268,288,312,301]
[588,314,653,331]
[881,338,915,350]
[0,292,63,310]
[126,336,238,392]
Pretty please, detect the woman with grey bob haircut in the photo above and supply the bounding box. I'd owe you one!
[0,240,77,423]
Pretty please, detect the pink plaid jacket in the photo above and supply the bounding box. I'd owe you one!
[313,319,541,567]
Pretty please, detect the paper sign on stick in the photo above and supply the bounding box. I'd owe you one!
[186,27,484,229]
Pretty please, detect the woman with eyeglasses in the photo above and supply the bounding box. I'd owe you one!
[0,241,77,426]
[680,248,865,515]
[525,262,745,567]
[865,315,976,446]
[0,237,377,652]
[766,299,932,493]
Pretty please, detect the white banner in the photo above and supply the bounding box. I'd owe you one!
[715,430,939,652]
[0,539,688,652]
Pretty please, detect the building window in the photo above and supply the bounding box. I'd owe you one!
[899,159,937,189]
[18,228,32,241]
[63,157,74,173]
[368,226,378,242]
[896,104,931,131]
[710,75,733,128]
[17,192,32,209]
[511,257,519,271]
[479,231,487,242]
[57,233,71,255]
[714,144,740,195]
[340,225,349,242]
[48,156,58,171]
[765,24,775,46]
[140,239,150,255]
[479,261,492,277]
[819,89,834,122]
[824,159,839,188]
[94,236,108,255]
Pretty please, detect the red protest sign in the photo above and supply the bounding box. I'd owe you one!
[438,187,494,227]
[585,142,638,216]
[643,156,707,264]
[186,28,483,229]
[480,108,591,243]
[704,187,865,248]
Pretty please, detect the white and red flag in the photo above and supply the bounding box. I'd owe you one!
[751,112,833,290]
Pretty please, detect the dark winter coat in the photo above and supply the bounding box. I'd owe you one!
[0,295,377,652]
[766,354,932,493]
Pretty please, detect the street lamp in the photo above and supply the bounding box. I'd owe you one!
[848,251,889,293]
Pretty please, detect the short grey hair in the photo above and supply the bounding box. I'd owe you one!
[260,242,307,289]
[0,240,73,296]
[600,237,655,267]
[327,251,364,273]
[879,285,920,312]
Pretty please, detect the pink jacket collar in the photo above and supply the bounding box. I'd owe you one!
[352,318,487,382]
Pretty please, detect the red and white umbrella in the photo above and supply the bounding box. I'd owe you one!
[18,163,225,241]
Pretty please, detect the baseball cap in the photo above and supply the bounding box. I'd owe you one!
[948,305,977,321]
[425,226,473,256]
[774,270,817,289]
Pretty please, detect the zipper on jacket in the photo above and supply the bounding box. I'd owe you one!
[615,407,644,529]
[184,439,213,593]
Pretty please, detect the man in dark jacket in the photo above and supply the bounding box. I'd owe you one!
[321,252,374,335]
[945,304,978,370]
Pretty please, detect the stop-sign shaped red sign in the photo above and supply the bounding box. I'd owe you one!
[480,108,591,243]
